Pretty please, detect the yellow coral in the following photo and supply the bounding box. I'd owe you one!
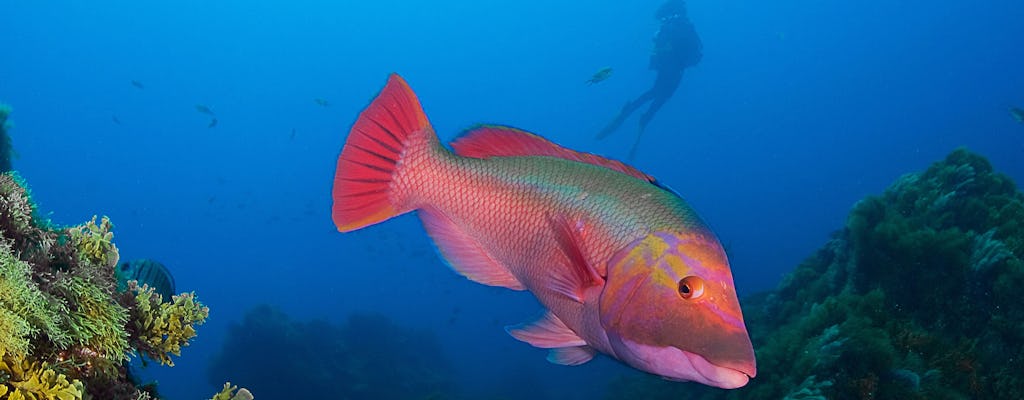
[130,282,209,366]
[0,348,83,400]
[209,382,254,400]
[67,216,118,269]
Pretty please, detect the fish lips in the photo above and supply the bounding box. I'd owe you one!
[608,333,752,389]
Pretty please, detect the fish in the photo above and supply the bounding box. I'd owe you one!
[331,74,756,388]
[1011,106,1024,123]
[115,259,176,301]
[586,67,614,85]
[208,118,218,128]
[195,104,216,116]
[314,98,331,107]
[112,116,121,125]
[130,80,145,89]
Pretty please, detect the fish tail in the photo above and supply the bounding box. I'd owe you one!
[332,73,442,232]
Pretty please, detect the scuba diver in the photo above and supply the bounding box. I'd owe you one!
[596,0,702,159]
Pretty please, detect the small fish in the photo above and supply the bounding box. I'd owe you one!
[131,80,145,89]
[116,259,176,301]
[586,67,614,85]
[112,116,122,125]
[332,74,755,388]
[314,98,331,107]
[1011,106,1024,123]
[196,104,216,116]
[208,118,218,128]
[290,128,296,140]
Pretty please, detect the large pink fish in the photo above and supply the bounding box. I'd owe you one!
[332,74,756,388]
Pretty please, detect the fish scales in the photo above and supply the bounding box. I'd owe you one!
[332,74,755,389]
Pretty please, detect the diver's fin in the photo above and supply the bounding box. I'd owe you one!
[451,125,655,183]
[332,74,433,232]
[547,214,604,302]
[548,345,596,366]
[595,101,635,140]
[506,310,586,349]
[420,207,525,290]
[627,125,646,162]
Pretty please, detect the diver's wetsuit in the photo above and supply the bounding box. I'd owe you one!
[597,5,702,158]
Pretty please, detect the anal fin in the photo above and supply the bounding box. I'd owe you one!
[419,208,524,290]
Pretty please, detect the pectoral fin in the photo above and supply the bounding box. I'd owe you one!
[546,215,604,302]
[506,310,585,349]
[548,346,597,366]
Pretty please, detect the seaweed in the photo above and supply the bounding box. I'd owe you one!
[0,106,232,398]
[0,348,84,400]
[124,282,209,367]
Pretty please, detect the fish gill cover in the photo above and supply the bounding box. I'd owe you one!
[606,148,1024,399]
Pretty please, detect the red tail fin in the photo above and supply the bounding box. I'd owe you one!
[332,74,432,232]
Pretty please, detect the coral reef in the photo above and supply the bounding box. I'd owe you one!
[605,148,1024,399]
[0,348,84,400]
[0,168,215,398]
[208,305,456,400]
[209,383,253,400]
[124,281,209,367]
[0,240,66,359]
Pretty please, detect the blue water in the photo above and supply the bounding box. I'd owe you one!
[2,0,1023,398]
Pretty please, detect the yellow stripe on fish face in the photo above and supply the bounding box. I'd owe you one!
[599,231,755,376]
[658,232,747,325]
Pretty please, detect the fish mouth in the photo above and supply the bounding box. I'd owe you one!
[617,338,752,389]
[678,349,752,389]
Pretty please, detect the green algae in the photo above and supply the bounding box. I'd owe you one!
[0,106,230,398]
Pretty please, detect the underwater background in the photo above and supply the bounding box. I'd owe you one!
[1,0,1023,398]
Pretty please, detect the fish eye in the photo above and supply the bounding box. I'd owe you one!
[677,276,705,300]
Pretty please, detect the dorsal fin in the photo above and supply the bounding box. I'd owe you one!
[450,125,656,183]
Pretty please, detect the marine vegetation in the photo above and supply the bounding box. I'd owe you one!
[207,305,457,400]
[209,383,253,400]
[0,347,83,400]
[0,107,235,398]
[605,148,1024,399]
